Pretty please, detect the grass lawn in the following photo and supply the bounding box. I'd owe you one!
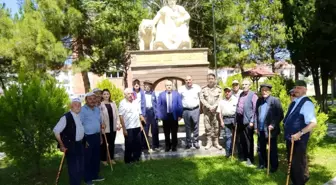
[1,137,335,185]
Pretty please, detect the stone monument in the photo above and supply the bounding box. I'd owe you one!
[129,0,208,89]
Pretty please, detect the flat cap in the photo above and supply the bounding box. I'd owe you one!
[295,80,307,87]
[92,88,102,93]
[260,84,272,89]
[224,87,231,91]
[144,80,153,85]
[85,92,96,97]
[71,98,81,103]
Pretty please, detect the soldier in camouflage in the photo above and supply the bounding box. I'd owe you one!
[200,73,223,150]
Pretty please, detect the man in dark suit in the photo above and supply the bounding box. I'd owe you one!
[255,84,284,172]
[157,80,183,152]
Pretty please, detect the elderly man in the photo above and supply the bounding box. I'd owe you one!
[157,80,183,152]
[200,73,223,150]
[284,80,317,185]
[178,75,201,149]
[80,92,105,185]
[54,98,84,185]
[218,87,238,157]
[119,88,145,163]
[255,84,284,172]
[232,80,243,98]
[92,88,102,105]
[236,79,258,166]
[143,80,160,150]
[289,89,295,102]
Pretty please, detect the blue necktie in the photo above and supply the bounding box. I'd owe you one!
[168,92,172,113]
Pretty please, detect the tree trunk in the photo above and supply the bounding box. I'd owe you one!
[321,66,329,113]
[332,73,336,105]
[311,67,321,106]
[295,66,299,80]
[0,77,5,90]
[81,71,90,93]
[271,49,276,73]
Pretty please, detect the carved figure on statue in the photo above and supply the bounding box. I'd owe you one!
[138,19,155,50]
[151,0,192,50]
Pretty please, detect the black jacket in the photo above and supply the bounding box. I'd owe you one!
[255,96,284,138]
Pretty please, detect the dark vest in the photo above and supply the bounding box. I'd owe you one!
[242,91,255,124]
[283,97,311,142]
[59,112,76,149]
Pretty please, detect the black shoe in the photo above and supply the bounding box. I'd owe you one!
[225,154,231,158]
[257,165,265,169]
[270,168,277,173]
[172,147,177,152]
[185,145,191,149]
[165,147,171,152]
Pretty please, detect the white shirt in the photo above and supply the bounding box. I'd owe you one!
[145,93,153,108]
[232,89,243,98]
[178,84,201,108]
[166,92,173,113]
[118,99,141,129]
[217,96,238,116]
[53,111,85,141]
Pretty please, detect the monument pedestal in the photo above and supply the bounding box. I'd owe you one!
[127,48,209,89]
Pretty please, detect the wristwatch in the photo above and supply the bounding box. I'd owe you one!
[299,130,304,136]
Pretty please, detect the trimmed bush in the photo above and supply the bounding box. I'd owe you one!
[96,79,124,106]
[0,75,69,172]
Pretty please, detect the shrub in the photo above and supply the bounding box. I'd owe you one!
[219,73,257,92]
[0,75,69,173]
[96,79,124,106]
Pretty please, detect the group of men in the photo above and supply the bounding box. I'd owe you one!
[54,73,317,185]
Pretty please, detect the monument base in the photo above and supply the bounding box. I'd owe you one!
[127,48,209,90]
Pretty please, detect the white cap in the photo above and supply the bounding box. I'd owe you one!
[92,88,102,93]
[232,80,239,84]
[71,98,81,103]
[85,92,96,97]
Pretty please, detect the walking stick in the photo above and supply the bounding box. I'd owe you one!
[231,123,238,160]
[103,132,113,172]
[55,150,66,185]
[267,129,271,175]
[286,138,295,185]
[140,122,153,153]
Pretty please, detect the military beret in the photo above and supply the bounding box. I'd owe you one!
[295,80,307,87]
[144,80,153,85]
[260,84,272,89]
[224,87,231,91]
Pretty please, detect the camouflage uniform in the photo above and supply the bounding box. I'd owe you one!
[200,85,223,150]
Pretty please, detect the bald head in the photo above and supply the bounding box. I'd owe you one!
[165,80,173,92]
[242,79,251,92]
[185,75,193,87]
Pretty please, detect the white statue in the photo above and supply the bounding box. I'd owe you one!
[138,0,192,50]
[138,19,155,50]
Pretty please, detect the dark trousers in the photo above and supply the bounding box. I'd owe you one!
[257,131,278,170]
[101,131,116,161]
[84,133,101,183]
[143,108,159,149]
[183,107,200,147]
[162,113,179,150]
[236,115,254,163]
[66,141,84,185]
[124,127,142,163]
[223,117,235,156]
[286,140,309,185]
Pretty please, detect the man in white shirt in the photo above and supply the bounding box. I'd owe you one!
[54,98,85,185]
[217,87,238,157]
[119,88,145,164]
[232,80,243,98]
[178,75,201,149]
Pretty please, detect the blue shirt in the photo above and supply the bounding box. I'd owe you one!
[80,105,102,135]
[258,98,268,131]
[289,96,317,124]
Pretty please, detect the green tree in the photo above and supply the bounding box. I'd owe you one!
[0,74,69,173]
[96,79,124,106]
[37,0,148,92]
